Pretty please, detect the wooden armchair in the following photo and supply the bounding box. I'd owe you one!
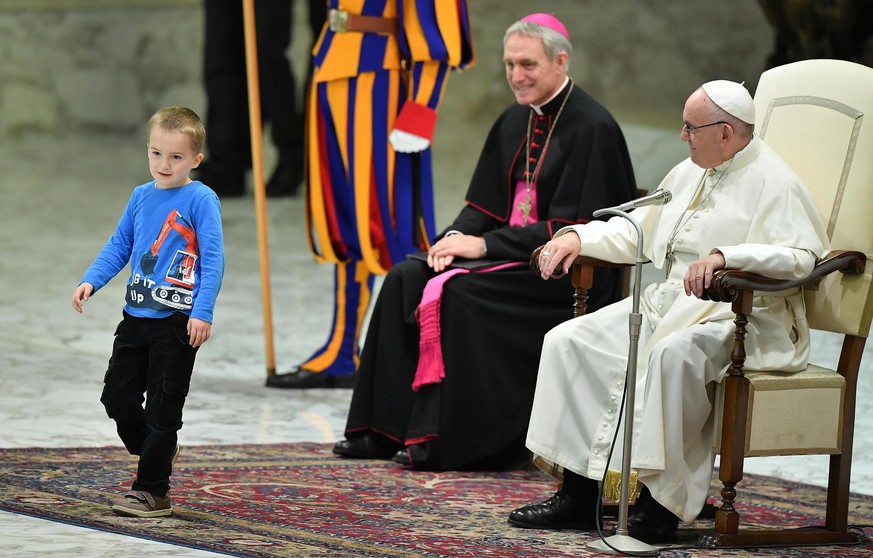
[701,58,873,548]
[701,248,868,547]
[530,58,873,548]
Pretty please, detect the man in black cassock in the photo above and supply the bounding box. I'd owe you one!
[332,13,637,470]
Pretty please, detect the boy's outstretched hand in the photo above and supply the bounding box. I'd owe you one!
[72,282,94,314]
[187,317,211,348]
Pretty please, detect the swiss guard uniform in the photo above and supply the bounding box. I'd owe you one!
[269,0,474,387]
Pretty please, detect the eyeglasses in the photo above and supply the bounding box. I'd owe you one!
[682,120,727,135]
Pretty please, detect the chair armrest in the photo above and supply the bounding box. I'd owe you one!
[531,245,641,317]
[702,250,867,303]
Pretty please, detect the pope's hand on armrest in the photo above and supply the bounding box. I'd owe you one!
[534,231,581,280]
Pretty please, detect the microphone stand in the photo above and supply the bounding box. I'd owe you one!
[585,207,657,556]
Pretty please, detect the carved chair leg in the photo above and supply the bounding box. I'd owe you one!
[716,299,751,537]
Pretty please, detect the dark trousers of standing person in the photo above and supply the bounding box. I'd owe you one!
[202,0,302,197]
[100,312,197,497]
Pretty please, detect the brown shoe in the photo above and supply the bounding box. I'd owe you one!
[111,490,173,518]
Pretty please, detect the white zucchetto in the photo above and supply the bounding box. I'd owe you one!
[701,80,755,125]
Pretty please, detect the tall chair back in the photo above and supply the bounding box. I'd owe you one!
[707,58,873,548]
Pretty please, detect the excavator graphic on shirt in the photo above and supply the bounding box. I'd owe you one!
[132,209,198,311]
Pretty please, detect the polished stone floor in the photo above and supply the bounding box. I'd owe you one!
[1,128,871,557]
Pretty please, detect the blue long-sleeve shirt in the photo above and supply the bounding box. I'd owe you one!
[81,180,225,323]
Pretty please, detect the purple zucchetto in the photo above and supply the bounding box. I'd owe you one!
[521,13,570,40]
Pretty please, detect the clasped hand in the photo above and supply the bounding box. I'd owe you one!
[427,234,486,273]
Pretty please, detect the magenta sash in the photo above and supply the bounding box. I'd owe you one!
[412,262,520,391]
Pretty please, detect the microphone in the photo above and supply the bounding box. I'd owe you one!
[614,188,672,212]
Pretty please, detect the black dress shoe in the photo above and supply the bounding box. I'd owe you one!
[193,162,246,198]
[391,449,411,466]
[622,487,679,543]
[266,156,303,198]
[265,369,356,389]
[332,433,399,460]
[508,491,599,530]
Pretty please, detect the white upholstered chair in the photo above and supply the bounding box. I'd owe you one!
[703,58,873,547]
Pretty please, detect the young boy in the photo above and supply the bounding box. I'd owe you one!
[72,106,224,517]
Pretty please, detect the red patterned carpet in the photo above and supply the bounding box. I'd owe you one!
[1,442,871,557]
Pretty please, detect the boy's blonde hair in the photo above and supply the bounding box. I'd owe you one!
[147,106,206,154]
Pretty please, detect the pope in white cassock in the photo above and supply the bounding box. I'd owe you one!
[507,80,831,543]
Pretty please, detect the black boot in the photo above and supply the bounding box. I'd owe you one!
[508,470,600,530]
[622,486,679,543]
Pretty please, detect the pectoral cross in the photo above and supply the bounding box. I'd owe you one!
[665,242,675,278]
[517,191,532,226]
